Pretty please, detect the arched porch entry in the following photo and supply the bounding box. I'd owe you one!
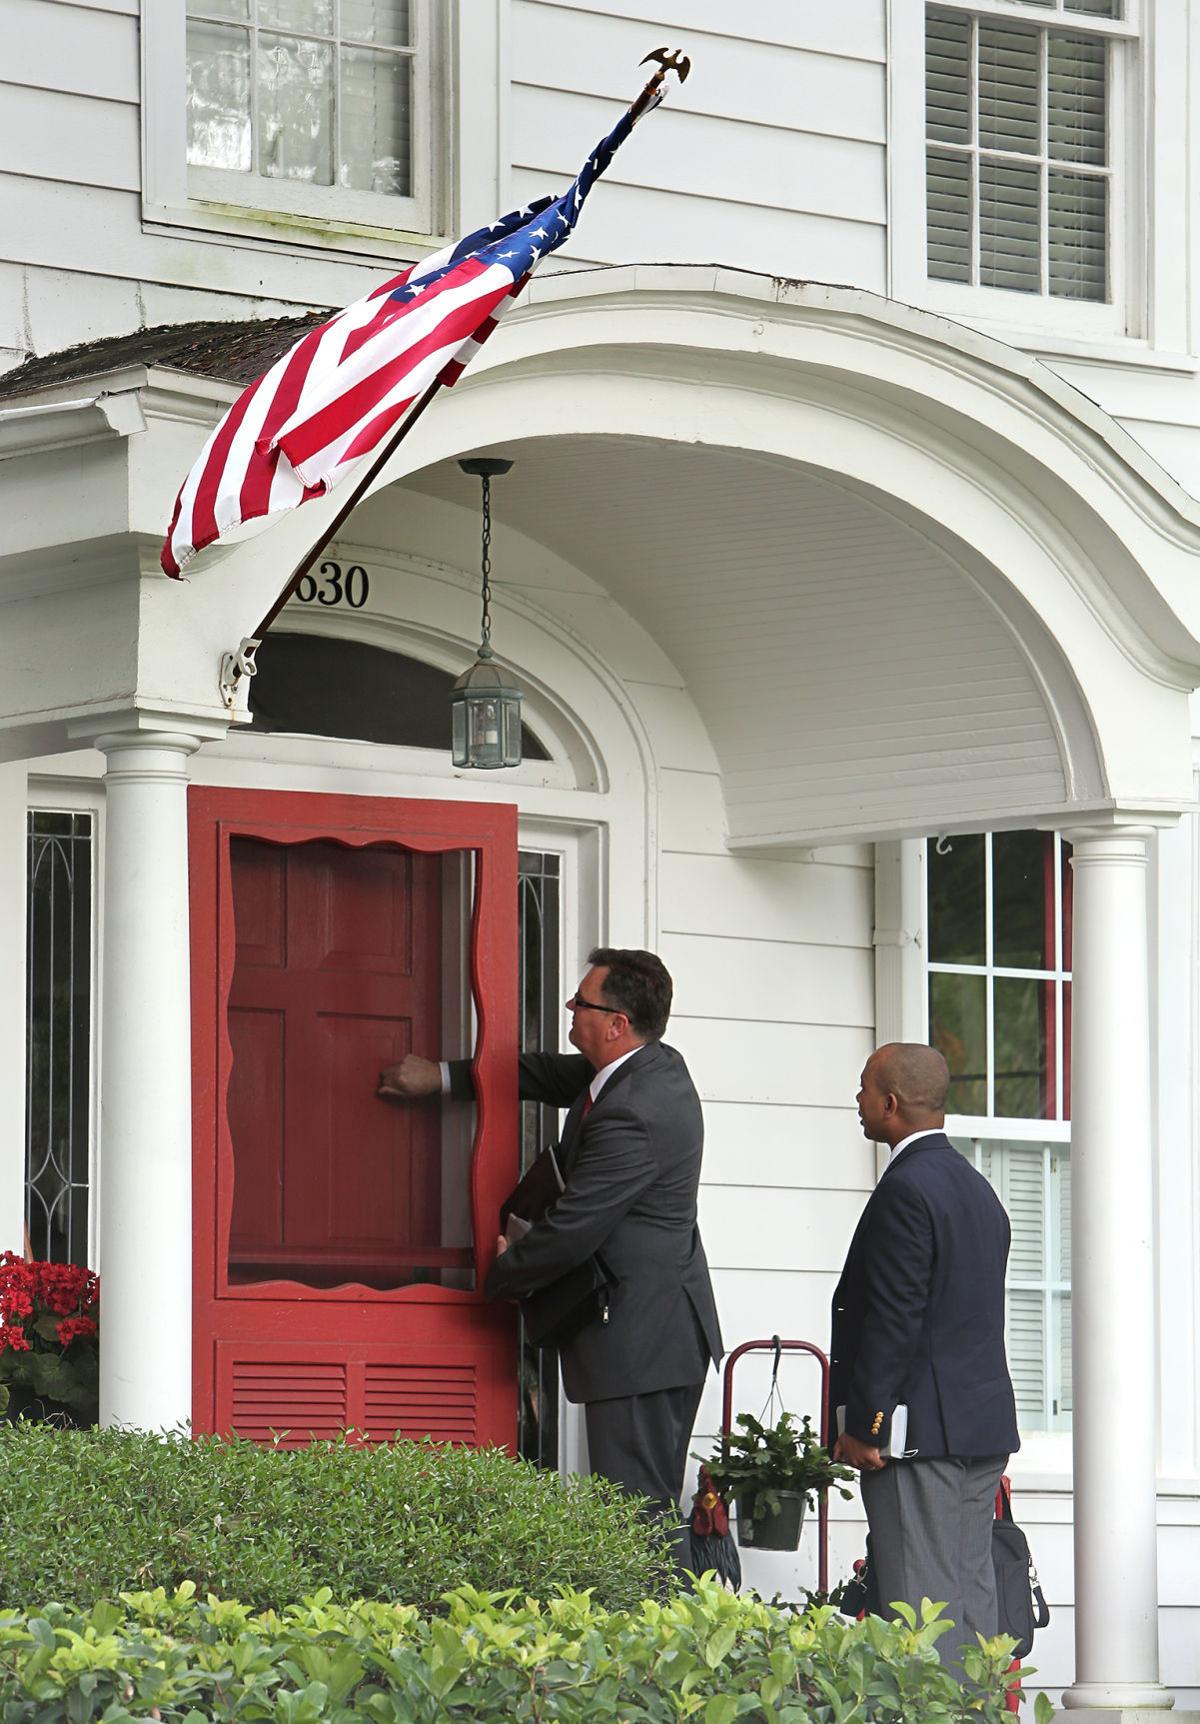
[3,268,1199,1716]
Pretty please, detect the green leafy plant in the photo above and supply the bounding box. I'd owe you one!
[0,1253,98,1423]
[0,1423,671,1612]
[0,1579,1032,1723]
[695,1411,856,1521]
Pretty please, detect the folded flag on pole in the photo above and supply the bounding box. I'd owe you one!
[162,104,646,577]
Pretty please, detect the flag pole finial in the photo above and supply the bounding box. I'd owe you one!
[631,46,691,123]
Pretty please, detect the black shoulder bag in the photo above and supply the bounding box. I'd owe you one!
[992,1478,1050,1659]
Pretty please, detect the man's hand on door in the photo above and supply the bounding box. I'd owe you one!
[378,1054,442,1099]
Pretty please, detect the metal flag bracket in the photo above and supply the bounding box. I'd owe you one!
[219,636,261,711]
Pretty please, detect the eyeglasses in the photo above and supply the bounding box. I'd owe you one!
[566,992,622,1015]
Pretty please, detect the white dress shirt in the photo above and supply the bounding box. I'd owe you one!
[587,1044,640,1103]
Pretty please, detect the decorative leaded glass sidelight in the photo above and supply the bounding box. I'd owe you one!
[516,850,562,1469]
[25,811,94,1265]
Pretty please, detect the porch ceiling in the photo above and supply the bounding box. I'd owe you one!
[405,435,1089,846]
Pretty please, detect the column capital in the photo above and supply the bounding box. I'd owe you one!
[68,706,230,749]
[1059,825,1157,859]
[1044,807,1179,845]
[94,731,204,761]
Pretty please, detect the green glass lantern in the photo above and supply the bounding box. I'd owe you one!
[451,457,522,770]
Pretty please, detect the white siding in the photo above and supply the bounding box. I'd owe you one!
[511,0,886,283]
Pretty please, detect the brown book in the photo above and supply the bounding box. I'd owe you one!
[499,1145,564,1232]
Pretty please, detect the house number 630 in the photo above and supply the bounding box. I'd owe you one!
[295,561,369,608]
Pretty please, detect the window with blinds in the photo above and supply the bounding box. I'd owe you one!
[926,4,1113,301]
[953,1138,1072,1431]
[927,829,1073,1433]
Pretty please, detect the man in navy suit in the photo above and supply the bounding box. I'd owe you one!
[380,949,722,1563]
[830,1043,1018,1666]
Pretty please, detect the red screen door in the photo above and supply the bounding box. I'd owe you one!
[189,789,518,1449]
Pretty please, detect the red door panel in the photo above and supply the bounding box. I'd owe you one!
[190,789,518,1450]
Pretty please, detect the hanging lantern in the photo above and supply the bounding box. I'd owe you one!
[451,457,522,769]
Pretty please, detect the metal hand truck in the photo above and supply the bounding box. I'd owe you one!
[721,1336,832,1594]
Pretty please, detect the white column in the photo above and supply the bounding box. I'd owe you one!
[97,733,200,1431]
[1061,826,1172,1716]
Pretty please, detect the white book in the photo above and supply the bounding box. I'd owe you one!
[836,1403,913,1459]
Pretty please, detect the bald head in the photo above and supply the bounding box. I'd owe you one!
[856,1043,950,1147]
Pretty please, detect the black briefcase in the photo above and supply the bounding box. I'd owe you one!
[521,1254,614,1348]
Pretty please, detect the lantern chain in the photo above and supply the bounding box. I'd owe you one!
[479,474,493,653]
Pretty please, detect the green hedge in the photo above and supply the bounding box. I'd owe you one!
[0,1579,1034,1723]
[0,1425,669,1612]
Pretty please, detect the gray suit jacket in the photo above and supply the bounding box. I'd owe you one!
[480,1043,723,1404]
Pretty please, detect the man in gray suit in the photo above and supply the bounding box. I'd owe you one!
[380,948,723,1558]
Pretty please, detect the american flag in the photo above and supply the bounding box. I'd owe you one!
[162,106,640,577]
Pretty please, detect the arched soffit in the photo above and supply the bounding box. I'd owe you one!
[368,267,1200,821]
[401,439,1095,844]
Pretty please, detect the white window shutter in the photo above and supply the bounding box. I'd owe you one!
[1057,1291,1073,1416]
[1007,1287,1048,1424]
[1003,1144,1046,1280]
[926,12,972,282]
[978,21,1042,291]
[1047,34,1108,298]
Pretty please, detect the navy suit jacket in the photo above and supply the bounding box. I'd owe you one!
[479,1043,723,1404]
[830,1132,1019,1459]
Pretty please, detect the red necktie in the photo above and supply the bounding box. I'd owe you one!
[582,1090,594,1116]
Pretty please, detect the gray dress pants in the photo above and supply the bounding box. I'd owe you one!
[585,1380,706,1571]
[860,1454,1008,1669]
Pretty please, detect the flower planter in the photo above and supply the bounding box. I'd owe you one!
[1,1382,86,1427]
[0,1252,100,1427]
[735,1489,807,1550]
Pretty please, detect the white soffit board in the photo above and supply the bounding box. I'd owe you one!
[406,438,1066,844]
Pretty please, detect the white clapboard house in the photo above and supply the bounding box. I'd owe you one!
[1,2,1199,1715]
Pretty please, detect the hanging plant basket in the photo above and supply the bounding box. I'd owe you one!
[695,1409,855,1560]
[735,1489,807,1550]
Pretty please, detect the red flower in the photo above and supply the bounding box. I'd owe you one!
[0,1324,30,1353]
[55,1316,98,1347]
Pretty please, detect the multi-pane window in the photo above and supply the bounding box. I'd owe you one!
[928,830,1071,1121]
[926,3,1119,301]
[185,0,434,228]
[927,831,1073,1432]
[25,812,94,1267]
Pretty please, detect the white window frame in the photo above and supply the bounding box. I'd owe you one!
[888,0,1142,342]
[141,0,454,259]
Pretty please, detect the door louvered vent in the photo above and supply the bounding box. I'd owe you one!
[230,1361,348,1445]
[362,1362,478,1443]
[924,7,1110,301]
